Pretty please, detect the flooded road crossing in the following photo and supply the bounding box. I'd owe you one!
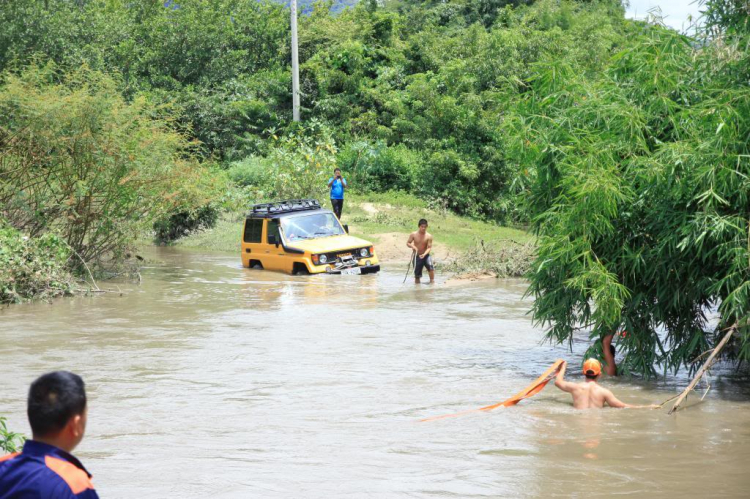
[1,248,749,497]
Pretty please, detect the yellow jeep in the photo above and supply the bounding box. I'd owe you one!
[240,199,380,275]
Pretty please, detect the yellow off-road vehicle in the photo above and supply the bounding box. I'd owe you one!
[241,199,380,275]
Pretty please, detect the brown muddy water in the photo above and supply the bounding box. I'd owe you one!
[2,247,750,498]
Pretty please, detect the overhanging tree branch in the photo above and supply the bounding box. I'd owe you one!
[668,321,739,415]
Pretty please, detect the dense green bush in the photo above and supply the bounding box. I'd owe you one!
[0,0,632,223]
[0,64,223,268]
[0,0,290,161]
[338,141,421,192]
[265,120,338,201]
[516,22,750,376]
[217,120,340,208]
[153,205,220,244]
[297,0,628,221]
[0,222,75,304]
[226,156,276,188]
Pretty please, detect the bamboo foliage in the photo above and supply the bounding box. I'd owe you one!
[515,23,750,376]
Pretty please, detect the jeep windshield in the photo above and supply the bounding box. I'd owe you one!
[281,212,345,242]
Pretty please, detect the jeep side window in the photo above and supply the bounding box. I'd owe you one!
[267,219,280,244]
[243,219,262,243]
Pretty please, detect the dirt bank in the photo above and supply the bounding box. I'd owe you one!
[443,271,499,286]
[352,230,454,265]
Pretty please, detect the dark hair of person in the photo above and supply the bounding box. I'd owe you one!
[418,218,428,227]
[585,371,598,380]
[27,371,87,437]
[334,168,341,173]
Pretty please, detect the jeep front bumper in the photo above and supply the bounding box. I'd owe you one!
[325,264,380,275]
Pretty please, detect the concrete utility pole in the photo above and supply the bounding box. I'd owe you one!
[291,0,301,121]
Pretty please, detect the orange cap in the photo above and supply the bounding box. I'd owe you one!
[583,358,602,377]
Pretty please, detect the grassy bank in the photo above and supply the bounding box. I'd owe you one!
[343,192,532,252]
[174,192,534,276]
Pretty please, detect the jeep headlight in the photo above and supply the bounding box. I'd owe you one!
[319,254,328,264]
[359,248,369,257]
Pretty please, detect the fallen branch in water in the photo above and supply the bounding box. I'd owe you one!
[656,393,681,408]
[668,322,737,415]
[444,239,535,278]
[699,371,711,401]
[61,240,100,292]
[690,348,716,364]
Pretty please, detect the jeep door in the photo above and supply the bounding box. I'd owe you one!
[262,219,293,273]
[242,218,264,268]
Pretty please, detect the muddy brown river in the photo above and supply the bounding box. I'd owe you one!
[2,247,749,497]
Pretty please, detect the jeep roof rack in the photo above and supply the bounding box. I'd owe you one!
[248,199,322,217]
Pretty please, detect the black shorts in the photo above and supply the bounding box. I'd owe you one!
[331,198,344,219]
[414,254,434,278]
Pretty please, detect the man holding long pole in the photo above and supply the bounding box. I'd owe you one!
[406,218,435,284]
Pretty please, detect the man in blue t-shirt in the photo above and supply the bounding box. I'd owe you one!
[0,371,99,498]
[327,168,348,219]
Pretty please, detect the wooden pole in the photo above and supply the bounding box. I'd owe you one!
[668,323,737,415]
[290,0,300,122]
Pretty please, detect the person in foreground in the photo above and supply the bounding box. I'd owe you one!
[0,371,99,498]
[406,218,434,284]
[554,359,659,409]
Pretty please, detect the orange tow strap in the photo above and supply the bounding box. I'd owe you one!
[420,359,565,422]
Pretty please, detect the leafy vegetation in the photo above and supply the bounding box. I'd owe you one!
[0,63,224,271]
[515,6,750,376]
[0,417,25,454]
[0,222,75,303]
[298,0,629,221]
[153,205,221,244]
[0,0,747,376]
[0,0,631,222]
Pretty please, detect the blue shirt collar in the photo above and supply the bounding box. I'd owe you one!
[22,440,92,478]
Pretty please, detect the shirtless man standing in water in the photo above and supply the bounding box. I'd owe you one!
[406,218,434,284]
[554,359,658,409]
[603,333,617,376]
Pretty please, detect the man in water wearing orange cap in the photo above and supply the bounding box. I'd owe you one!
[554,359,658,409]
